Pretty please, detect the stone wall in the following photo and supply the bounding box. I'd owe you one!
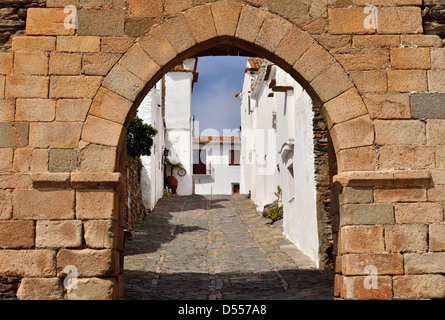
[0,277,20,300]
[423,2,445,38]
[126,157,148,230]
[0,0,45,51]
[313,106,333,268]
[2,0,445,300]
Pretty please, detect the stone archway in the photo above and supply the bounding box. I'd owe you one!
[1,0,443,300]
[76,4,376,300]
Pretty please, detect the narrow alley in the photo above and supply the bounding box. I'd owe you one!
[124,195,333,300]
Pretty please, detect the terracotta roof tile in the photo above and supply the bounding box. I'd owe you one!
[246,57,264,71]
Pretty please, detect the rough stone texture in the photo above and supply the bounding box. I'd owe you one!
[411,93,445,119]
[82,53,121,76]
[427,119,445,146]
[374,120,426,145]
[379,146,435,170]
[0,99,15,122]
[102,64,144,102]
[374,188,427,203]
[101,37,134,53]
[81,115,123,147]
[0,149,13,172]
[11,36,56,52]
[55,99,91,122]
[49,76,103,99]
[363,93,410,119]
[0,221,34,248]
[404,253,445,274]
[342,225,385,254]
[84,220,117,249]
[340,203,394,226]
[321,88,367,129]
[339,187,373,204]
[16,99,55,122]
[29,122,82,148]
[90,87,132,124]
[336,146,378,172]
[5,75,49,98]
[77,9,125,37]
[393,275,445,300]
[14,52,48,75]
[13,148,47,172]
[57,249,118,277]
[0,122,29,148]
[79,144,117,172]
[49,53,82,75]
[342,253,404,276]
[0,250,56,277]
[16,278,64,300]
[342,276,393,300]
[25,8,74,36]
[0,190,13,220]
[388,70,428,93]
[428,185,445,202]
[56,36,100,53]
[13,189,75,220]
[36,220,82,248]
[76,190,118,220]
[385,224,428,253]
[430,223,445,252]
[119,44,160,82]
[49,149,78,172]
[66,278,114,300]
[1,0,445,301]
[391,48,431,70]
[395,203,444,224]
[330,115,374,153]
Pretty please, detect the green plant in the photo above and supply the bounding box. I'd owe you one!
[126,114,158,159]
[264,185,283,222]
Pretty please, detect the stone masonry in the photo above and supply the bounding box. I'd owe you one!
[1,0,445,300]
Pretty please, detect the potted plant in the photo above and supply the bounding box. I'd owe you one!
[166,155,183,194]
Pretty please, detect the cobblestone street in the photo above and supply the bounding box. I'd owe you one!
[124,194,334,300]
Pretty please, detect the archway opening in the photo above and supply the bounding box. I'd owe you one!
[119,41,339,299]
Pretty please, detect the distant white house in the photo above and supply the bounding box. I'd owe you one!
[193,136,241,195]
[237,58,320,266]
[138,80,165,211]
[138,58,198,209]
[138,58,243,209]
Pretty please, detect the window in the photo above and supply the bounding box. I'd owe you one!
[193,149,207,174]
[229,149,240,166]
[232,183,240,194]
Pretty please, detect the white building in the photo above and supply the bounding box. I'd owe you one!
[138,58,197,209]
[193,136,241,195]
[238,58,320,266]
[138,81,165,211]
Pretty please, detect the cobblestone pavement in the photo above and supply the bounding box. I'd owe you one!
[124,194,334,300]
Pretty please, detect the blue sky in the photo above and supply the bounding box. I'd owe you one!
[192,56,248,137]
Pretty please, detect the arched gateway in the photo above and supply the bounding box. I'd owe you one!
[0,0,444,300]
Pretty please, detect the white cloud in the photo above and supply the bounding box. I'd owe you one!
[192,56,247,136]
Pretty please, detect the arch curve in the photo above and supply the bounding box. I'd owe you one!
[79,2,376,173]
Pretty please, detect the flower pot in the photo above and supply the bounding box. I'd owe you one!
[166,176,178,194]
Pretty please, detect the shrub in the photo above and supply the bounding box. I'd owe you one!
[264,185,283,222]
[126,114,158,159]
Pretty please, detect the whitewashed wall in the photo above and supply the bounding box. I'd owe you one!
[239,60,320,266]
[193,141,241,195]
[164,68,195,196]
[138,81,165,211]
